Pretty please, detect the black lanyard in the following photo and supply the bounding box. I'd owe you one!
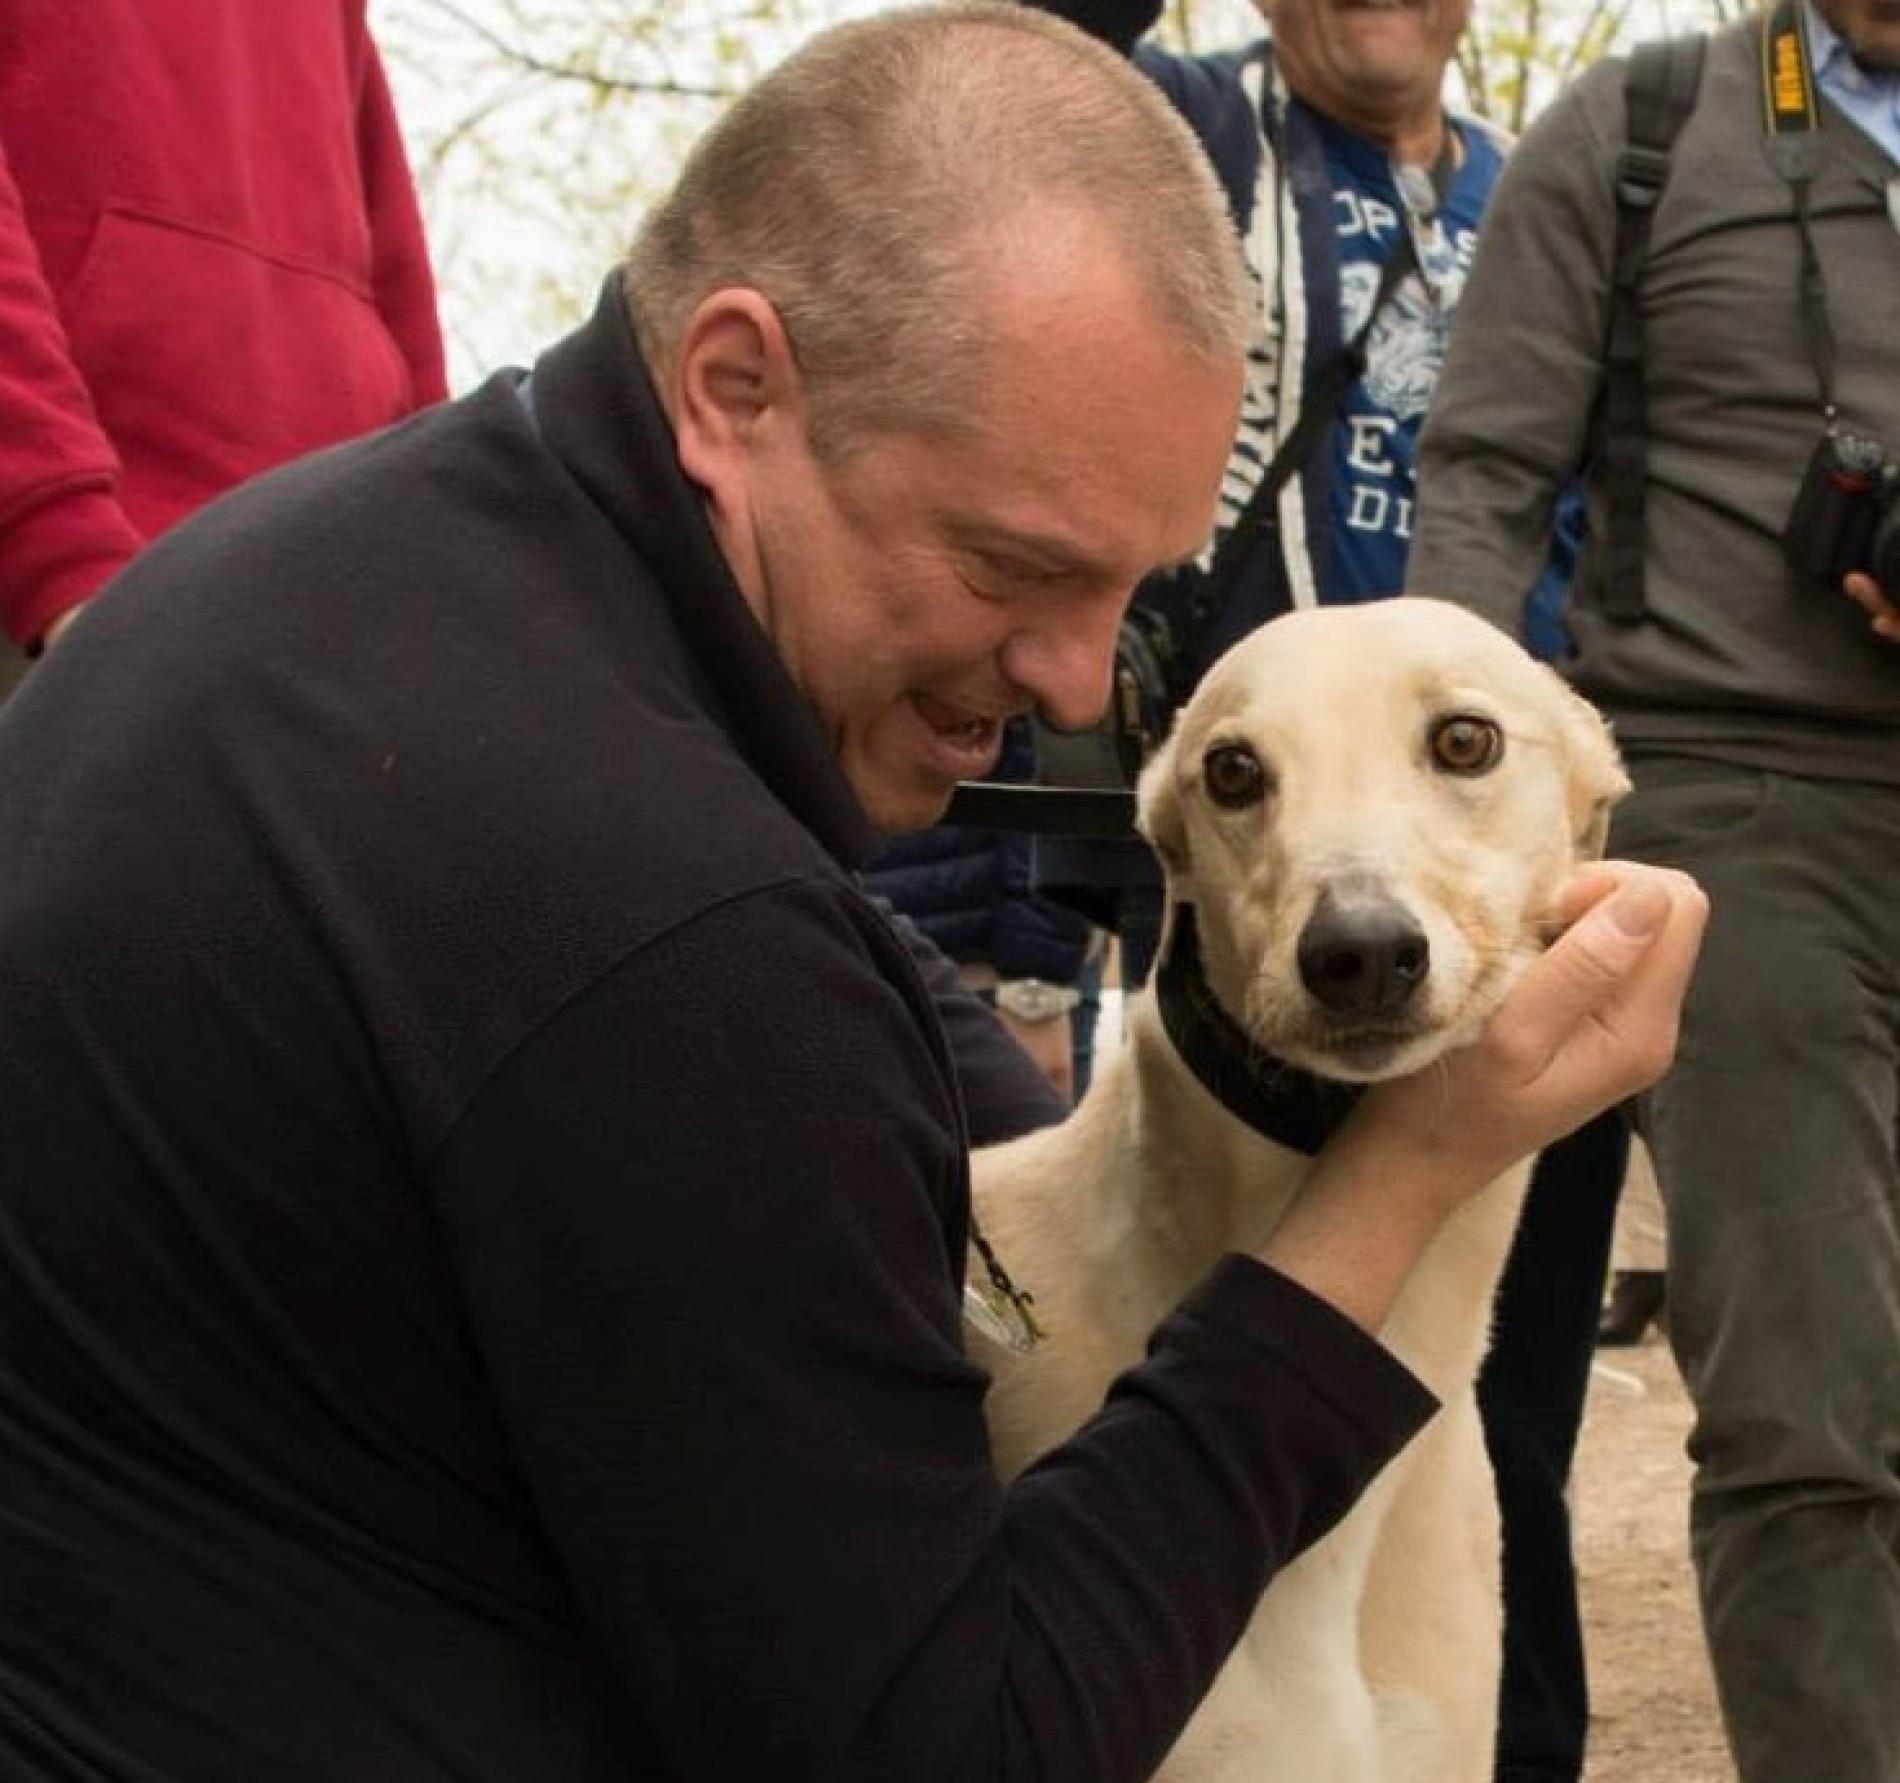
[1760,0,1845,423]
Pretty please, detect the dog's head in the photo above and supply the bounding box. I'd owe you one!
[1136,598,1627,1083]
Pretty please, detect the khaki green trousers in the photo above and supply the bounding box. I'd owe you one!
[1612,755,1900,1783]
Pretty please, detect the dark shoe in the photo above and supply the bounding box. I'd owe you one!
[1597,1269,1666,1347]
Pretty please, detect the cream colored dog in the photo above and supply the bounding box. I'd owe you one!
[970,598,1628,1782]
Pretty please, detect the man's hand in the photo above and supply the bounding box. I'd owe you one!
[1259,862,1707,1335]
[40,605,82,649]
[1843,572,1899,644]
[1357,861,1705,1203]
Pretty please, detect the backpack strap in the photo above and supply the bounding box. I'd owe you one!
[1603,33,1706,622]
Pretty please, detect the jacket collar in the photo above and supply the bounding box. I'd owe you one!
[528,276,879,870]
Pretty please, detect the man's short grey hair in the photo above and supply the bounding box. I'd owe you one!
[623,2,1250,459]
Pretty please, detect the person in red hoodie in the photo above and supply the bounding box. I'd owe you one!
[0,0,446,681]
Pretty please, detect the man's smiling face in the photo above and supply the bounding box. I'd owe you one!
[1258,0,1470,144]
[690,213,1243,833]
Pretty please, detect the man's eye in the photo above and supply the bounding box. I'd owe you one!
[1428,714,1505,776]
[986,556,1064,588]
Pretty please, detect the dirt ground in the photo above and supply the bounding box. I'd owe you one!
[1574,1335,1730,1781]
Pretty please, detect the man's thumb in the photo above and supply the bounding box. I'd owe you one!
[1498,875,1673,1067]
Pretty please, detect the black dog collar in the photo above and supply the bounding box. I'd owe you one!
[1154,905,1361,1158]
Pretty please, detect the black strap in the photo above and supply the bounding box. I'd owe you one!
[1603,33,1706,623]
[1203,230,1418,591]
[1203,148,1453,607]
[1789,178,1842,409]
[1758,0,1842,418]
[942,781,1138,839]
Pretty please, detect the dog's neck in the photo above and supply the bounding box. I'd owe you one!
[1154,904,1361,1159]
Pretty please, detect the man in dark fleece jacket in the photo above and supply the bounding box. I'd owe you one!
[0,6,1703,1780]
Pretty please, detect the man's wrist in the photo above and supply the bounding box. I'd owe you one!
[978,978,1082,1024]
[39,604,84,652]
[1256,1124,1456,1336]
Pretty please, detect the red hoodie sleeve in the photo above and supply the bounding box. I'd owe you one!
[355,39,448,407]
[0,141,146,650]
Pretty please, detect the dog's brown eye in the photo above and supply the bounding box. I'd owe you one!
[1203,743,1267,808]
[1429,714,1504,776]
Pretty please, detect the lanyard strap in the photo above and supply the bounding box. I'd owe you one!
[1199,133,1456,605]
[1760,0,1844,418]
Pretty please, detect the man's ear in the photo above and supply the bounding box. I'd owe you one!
[669,288,803,514]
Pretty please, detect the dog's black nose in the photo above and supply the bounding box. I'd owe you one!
[1296,890,1430,1019]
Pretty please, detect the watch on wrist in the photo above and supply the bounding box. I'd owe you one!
[981,977,1082,1024]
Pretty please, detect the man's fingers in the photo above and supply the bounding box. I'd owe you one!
[1552,859,1643,926]
[1347,864,1706,1216]
[1843,573,1900,643]
[1492,867,1705,1087]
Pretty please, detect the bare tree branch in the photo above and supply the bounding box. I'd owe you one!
[411,0,741,99]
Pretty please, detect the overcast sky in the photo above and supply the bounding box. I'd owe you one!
[370,0,1266,386]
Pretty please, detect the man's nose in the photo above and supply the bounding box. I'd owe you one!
[999,593,1129,734]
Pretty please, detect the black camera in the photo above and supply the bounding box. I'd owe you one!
[1033,590,1195,792]
[1783,431,1900,595]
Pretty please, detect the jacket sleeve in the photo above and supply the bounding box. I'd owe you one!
[0,142,146,649]
[1406,76,1620,634]
[353,32,448,406]
[431,879,1435,1782]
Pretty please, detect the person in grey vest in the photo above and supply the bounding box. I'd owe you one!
[1409,3,1900,1775]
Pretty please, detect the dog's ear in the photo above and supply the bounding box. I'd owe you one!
[1135,729,1190,876]
[1547,670,1630,860]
